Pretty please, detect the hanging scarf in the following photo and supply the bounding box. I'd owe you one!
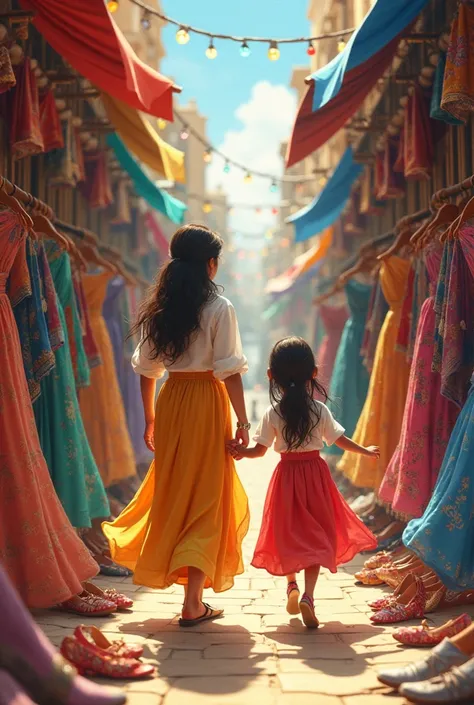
[404,86,433,180]
[39,88,63,152]
[10,57,44,159]
[431,51,463,125]
[375,139,405,199]
[81,149,113,209]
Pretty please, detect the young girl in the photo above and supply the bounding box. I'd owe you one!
[228,336,378,628]
[103,224,250,626]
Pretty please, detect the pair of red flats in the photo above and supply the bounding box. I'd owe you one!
[61,626,154,680]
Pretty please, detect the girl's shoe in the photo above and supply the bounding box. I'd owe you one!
[400,657,474,704]
[56,594,117,616]
[286,581,300,616]
[299,594,319,629]
[82,582,133,611]
[369,574,415,611]
[60,637,154,680]
[393,614,472,647]
[377,638,469,689]
[371,576,426,624]
[74,625,144,659]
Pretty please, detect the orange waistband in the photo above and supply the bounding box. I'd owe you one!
[168,370,215,380]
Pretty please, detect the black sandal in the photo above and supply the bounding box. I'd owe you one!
[178,602,224,628]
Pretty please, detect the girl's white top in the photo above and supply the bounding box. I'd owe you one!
[254,402,345,453]
[132,295,248,381]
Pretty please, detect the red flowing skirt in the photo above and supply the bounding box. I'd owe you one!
[251,451,377,575]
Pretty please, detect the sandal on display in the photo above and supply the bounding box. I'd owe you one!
[371,576,426,624]
[82,582,133,611]
[60,637,154,680]
[178,603,224,628]
[286,581,300,616]
[74,625,144,659]
[299,594,319,629]
[56,594,117,617]
[393,614,472,647]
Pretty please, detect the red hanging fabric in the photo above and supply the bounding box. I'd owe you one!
[375,139,405,200]
[10,57,44,159]
[393,129,405,172]
[404,86,433,180]
[20,0,176,120]
[39,88,63,152]
[81,150,113,210]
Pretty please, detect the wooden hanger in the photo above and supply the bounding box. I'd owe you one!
[449,193,474,239]
[78,241,117,274]
[377,227,413,260]
[31,210,71,251]
[0,176,34,230]
[417,203,458,249]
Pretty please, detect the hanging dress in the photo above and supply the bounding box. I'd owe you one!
[33,244,110,528]
[0,210,98,607]
[378,241,459,519]
[338,257,411,490]
[441,1,474,122]
[103,295,250,592]
[79,271,136,487]
[316,303,348,390]
[324,279,372,461]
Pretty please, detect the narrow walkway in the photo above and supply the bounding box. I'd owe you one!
[35,449,465,705]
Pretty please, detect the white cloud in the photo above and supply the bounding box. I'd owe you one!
[207,81,297,242]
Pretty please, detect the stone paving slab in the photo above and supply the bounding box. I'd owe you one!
[35,449,474,704]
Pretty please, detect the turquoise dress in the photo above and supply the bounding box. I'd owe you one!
[403,378,474,591]
[325,279,372,459]
[34,244,109,528]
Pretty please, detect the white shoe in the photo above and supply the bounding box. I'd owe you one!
[377,639,469,689]
[400,655,474,703]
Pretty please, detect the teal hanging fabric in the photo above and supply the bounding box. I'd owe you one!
[107,133,187,225]
[430,52,463,126]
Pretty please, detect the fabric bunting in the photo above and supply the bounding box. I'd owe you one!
[107,134,187,225]
[266,227,333,295]
[287,149,362,243]
[286,0,430,167]
[101,94,185,184]
[21,0,178,120]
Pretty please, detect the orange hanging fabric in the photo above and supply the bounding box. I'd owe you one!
[10,57,44,159]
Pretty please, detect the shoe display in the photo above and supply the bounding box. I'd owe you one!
[74,625,144,659]
[377,638,470,688]
[369,574,415,611]
[60,636,154,680]
[371,575,426,624]
[393,614,472,647]
[400,656,474,704]
[82,582,133,611]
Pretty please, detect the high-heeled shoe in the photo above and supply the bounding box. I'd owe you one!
[60,637,154,680]
[74,625,144,659]
[393,614,472,647]
[371,576,426,624]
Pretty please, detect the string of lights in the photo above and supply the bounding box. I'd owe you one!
[107,0,354,59]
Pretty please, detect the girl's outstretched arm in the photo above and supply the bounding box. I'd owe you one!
[335,435,380,458]
[227,441,268,460]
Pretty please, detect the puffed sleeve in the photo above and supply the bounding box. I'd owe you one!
[131,335,166,379]
[320,404,345,446]
[253,406,276,448]
[212,298,248,380]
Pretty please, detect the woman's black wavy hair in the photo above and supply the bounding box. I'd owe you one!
[269,336,329,451]
[131,223,223,363]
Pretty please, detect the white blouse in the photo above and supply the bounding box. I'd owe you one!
[131,295,248,381]
[254,402,345,453]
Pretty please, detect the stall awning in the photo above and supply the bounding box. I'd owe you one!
[102,94,185,183]
[266,227,333,295]
[286,0,429,167]
[108,134,187,225]
[288,149,362,243]
[21,0,178,120]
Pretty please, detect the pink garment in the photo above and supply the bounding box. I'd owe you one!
[378,241,459,519]
[316,303,348,390]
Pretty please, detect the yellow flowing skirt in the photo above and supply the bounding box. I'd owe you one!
[103,371,250,592]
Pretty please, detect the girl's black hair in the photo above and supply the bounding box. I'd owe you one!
[131,223,223,363]
[269,336,329,451]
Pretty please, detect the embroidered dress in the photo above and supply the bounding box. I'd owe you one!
[251,403,376,575]
[441,2,474,122]
[378,241,459,519]
[0,209,98,608]
[431,51,463,125]
[338,257,411,490]
[33,243,109,528]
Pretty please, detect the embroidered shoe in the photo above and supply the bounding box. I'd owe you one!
[371,575,426,624]
[393,614,472,647]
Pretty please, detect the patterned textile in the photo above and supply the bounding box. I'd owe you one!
[431,51,463,125]
[0,46,15,94]
[361,275,388,373]
[396,261,415,357]
[441,2,474,122]
[73,270,102,371]
[10,58,44,159]
[37,242,64,352]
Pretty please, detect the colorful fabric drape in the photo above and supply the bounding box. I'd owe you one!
[39,88,63,153]
[72,271,102,372]
[81,150,113,210]
[20,0,176,120]
[404,86,433,180]
[441,2,474,122]
[10,58,44,160]
[266,228,333,293]
[108,134,187,225]
[101,93,185,183]
[361,276,388,374]
[431,51,463,125]
[396,260,415,356]
[375,140,405,199]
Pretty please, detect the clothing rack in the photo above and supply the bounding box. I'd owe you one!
[1,176,53,220]
[431,175,474,209]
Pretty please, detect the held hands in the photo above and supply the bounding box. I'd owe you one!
[143,421,155,452]
[365,445,380,458]
[227,439,244,460]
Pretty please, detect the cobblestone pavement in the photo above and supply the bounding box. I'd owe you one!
[34,447,468,705]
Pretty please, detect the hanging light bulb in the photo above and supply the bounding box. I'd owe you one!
[307,41,316,56]
[268,41,280,61]
[157,118,167,130]
[203,148,212,163]
[179,126,189,140]
[202,200,213,214]
[271,207,279,215]
[205,38,217,59]
[244,172,253,184]
[176,26,190,45]
[240,41,251,58]
[223,161,230,174]
[269,180,278,193]
[337,39,346,53]
[141,11,151,30]
[107,0,119,12]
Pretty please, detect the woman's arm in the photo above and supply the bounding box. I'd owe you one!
[335,435,380,457]
[140,375,157,451]
[224,373,250,446]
